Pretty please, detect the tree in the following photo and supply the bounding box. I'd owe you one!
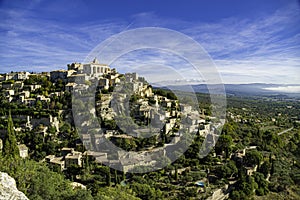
[253,172,269,195]
[130,182,162,200]
[94,166,111,186]
[0,156,89,200]
[36,100,43,110]
[174,166,179,181]
[245,150,262,167]
[240,175,257,196]
[60,122,72,135]
[222,122,236,137]
[3,110,19,158]
[95,186,140,200]
[114,170,119,185]
[106,168,111,187]
[65,164,81,181]
[215,134,233,158]
[230,190,245,200]
[167,91,177,100]
[216,160,238,178]
[259,160,271,178]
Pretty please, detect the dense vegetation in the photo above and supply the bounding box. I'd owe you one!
[1,74,300,199]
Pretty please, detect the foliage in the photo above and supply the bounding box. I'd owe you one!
[215,134,233,158]
[130,182,163,200]
[3,111,19,158]
[245,150,262,167]
[95,186,140,200]
[1,74,300,199]
[0,156,92,200]
[153,88,177,100]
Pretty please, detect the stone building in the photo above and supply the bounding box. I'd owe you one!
[45,155,65,171]
[50,70,68,83]
[82,58,111,77]
[99,78,109,90]
[65,151,82,168]
[4,72,30,80]
[67,74,87,84]
[18,144,28,158]
[0,138,2,152]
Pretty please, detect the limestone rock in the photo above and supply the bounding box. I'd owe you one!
[0,172,29,200]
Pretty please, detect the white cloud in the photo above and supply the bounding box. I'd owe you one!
[0,2,299,84]
[179,4,300,84]
[263,86,300,93]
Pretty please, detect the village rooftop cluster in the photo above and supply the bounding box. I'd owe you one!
[0,58,217,173]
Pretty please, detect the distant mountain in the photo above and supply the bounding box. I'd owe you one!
[160,83,300,98]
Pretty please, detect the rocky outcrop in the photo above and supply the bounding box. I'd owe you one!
[70,181,86,190]
[0,172,29,200]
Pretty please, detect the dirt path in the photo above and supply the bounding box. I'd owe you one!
[278,127,293,135]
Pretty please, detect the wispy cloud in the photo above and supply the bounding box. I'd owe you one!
[0,2,299,84]
[125,5,300,84]
[179,4,300,83]
[0,4,128,71]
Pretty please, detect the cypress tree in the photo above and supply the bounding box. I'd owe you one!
[3,110,19,158]
[114,170,119,185]
[106,167,111,186]
[122,171,126,181]
[174,166,178,181]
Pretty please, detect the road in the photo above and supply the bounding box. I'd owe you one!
[278,127,293,135]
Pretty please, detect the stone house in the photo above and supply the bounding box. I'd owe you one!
[14,81,24,89]
[18,144,28,158]
[4,72,30,80]
[30,115,59,130]
[27,84,41,91]
[45,155,65,171]
[82,58,111,77]
[65,82,76,92]
[99,78,109,90]
[0,75,5,81]
[81,134,92,149]
[61,147,74,156]
[0,138,2,152]
[67,74,87,84]
[73,83,89,93]
[19,91,30,98]
[161,99,172,108]
[65,151,82,168]
[45,148,83,170]
[245,165,258,176]
[50,70,68,83]
[84,150,108,164]
[49,91,64,97]
[36,125,48,140]
[24,98,36,106]
[37,95,50,103]
[15,72,30,80]
[68,62,83,71]
[181,104,192,113]
[4,90,14,98]
[2,83,13,90]
[153,112,165,123]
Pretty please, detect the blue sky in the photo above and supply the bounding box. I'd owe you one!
[0,0,300,84]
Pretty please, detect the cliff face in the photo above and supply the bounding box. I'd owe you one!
[0,172,29,200]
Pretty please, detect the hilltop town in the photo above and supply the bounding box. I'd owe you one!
[0,59,300,200]
[0,57,215,173]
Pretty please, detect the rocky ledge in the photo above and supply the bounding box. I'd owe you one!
[0,172,29,200]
